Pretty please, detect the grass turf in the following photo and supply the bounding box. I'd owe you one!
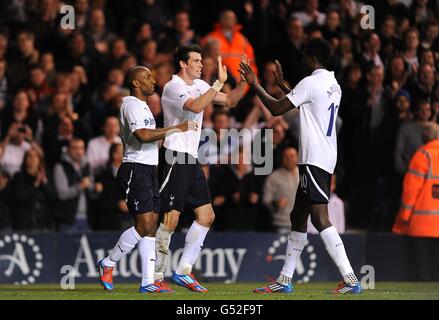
[0,282,438,300]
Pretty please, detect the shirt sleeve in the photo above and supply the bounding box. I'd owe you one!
[124,102,147,133]
[164,81,194,110]
[286,77,313,107]
[198,80,212,94]
[262,174,278,211]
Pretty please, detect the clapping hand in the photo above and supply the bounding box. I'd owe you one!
[217,55,228,83]
[239,61,257,86]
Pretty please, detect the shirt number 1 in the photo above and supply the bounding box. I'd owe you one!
[326,103,338,137]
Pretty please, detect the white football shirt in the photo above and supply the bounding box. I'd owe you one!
[119,96,158,165]
[286,69,342,174]
[161,75,211,158]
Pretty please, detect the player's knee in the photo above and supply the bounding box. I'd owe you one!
[290,212,308,232]
[135,218,157,237]
[291,219,307,233]
[139,226,157,237]
[197,211,215,227]
[163,214,179,231]
[310,214,331,232]
[207,212,216,225]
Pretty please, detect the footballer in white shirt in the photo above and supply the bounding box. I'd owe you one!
[240,38,362,294]
[96,65,197,294]
[154,45,248,292]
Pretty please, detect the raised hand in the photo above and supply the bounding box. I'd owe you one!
[217,55,227,83]
[273,59,285,87]
[239,61,257,86]
[239,54,250,83]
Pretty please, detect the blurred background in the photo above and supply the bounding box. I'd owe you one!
[0,0,438,284]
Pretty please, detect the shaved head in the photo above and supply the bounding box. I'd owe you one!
[125,65,156,98]
[125,65,149,88]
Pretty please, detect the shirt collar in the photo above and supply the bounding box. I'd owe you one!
[311,69,329,76]
[173,74,186,84]
[122,95,147,105]
[173,74,197,87]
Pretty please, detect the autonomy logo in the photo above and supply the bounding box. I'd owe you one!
[69,235,247,283]
[0,234,43,285]
[265,236,317,283]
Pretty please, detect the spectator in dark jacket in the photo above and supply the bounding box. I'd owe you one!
[8,147,55,231]
[53,138,101,232]
[8,31,40,93]
[212,148,264,231]
[92,143,128,231]
[406,63,436,104]
[394,100,433,177]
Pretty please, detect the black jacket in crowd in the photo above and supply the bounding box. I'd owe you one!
[92,164,125,231]
[8,170,56,231]
[53,156,92,226]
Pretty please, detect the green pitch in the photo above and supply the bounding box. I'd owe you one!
[0,282,439,300]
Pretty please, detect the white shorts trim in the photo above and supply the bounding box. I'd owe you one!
[306,166,329,201]
[125,169,134,202]
[159,157,176,194]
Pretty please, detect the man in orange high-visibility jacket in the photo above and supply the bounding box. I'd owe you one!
[393,122,439,281]
[202,10,258,84]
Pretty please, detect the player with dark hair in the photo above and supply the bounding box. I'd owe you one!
[154,45,247,292]
[240,38,363,294]
[96,65,197,293]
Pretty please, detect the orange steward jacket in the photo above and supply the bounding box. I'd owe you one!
[392,139,439,238]
[203,24,258,83]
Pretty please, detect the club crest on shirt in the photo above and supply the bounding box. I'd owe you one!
[144,118,156,126]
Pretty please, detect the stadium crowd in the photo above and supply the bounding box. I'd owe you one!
[0,0,439,233]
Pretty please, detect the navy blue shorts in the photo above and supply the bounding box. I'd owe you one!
[117,162,160,215]
[298,164,331,204]
[158,149,211,214]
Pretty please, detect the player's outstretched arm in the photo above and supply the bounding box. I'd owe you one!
[239,62,295,116]
[133,121,197,143]
[183,56,227,114]
[214,54,248,108]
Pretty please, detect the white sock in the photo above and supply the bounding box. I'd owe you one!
[320,226,358,285]
[138,236,156,287]
[278,231,307,284]
[103,226,142,267]
[154,223,174,281]
[176,221,209,275]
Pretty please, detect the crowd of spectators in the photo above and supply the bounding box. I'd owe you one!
[1,0,439,233]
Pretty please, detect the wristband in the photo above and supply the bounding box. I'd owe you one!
[212,80,224,92]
